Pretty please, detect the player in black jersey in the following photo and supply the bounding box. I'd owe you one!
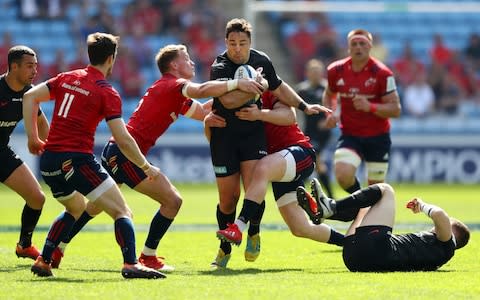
[0,45,49,260]
[297,181,470,272]
[209,18,330,268]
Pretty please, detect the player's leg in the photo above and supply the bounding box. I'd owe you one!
[364,133,391,186]
[134,172,181,271]
[3,159,45,259]
[357,183,395,228]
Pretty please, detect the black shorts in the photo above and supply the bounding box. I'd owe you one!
[0,146,23,182]
[101,141,147,188]
[342,225,392,272]
[40,150,111,200]
[337,133,391,163]
[210,128,267,177]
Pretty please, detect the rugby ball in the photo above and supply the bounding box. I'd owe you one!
[234,65,260,101]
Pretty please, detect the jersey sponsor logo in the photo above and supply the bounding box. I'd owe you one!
[61,82,90,96]
[259,150,268,156]
[0,120,17,127]
[336,78,345,86]
[214,165,227,174]
[12,97,22,102]
[365,77,376,87]
[41,169,62,177]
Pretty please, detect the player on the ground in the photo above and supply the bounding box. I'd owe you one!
[48,44,263,271]
[322,29,401,223]
[0,45,49,260]
[297,182,470,271]
[23,32,164,279]
[209,17,327,268]
[213,91,343,249]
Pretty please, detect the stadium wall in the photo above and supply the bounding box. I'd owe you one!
[10,133,480,184]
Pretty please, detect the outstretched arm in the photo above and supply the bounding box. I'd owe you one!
[406,198,452,242]
[184,78,263,103]
[235,101,296,126]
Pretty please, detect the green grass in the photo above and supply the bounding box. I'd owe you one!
[0,183,479,299]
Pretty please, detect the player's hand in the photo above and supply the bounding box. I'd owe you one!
[406,197,424,214]
[235,104,261,121]
[237,78,264,95]
[304,104,332,116]
[324,114,338,129]
[254,67,269,90]
[204,111,226,128]
[143,164,160,180]
[352,95,370,112]
[28,138,45,155]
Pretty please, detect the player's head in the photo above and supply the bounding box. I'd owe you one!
[450,218,470,249]
[305,58,324,83]
[7,45,38,85]
[155,44,195,79]
[347,29,373,61]
[86,32,119,77]
[225,18,252,65]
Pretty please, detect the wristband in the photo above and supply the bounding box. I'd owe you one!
[370,102,377,113]
[139,161,149,171]
[419,202,435,217]
[226,79,238,92]
[298,100,307,111]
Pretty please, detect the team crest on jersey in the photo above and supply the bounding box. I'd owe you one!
[336,78,345,86]
[73,80,81,86]
[365,77,376,87]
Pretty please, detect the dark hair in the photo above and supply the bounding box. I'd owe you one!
[451,218,470,249]
[86,32,119,66]
[225,18,252,40]
[7,45,36,71]
[155,44,187,74]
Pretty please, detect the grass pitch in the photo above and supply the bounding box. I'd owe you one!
[0,183,479,299]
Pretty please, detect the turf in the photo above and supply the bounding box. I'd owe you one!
[0,183,479,299]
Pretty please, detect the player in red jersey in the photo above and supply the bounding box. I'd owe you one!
[46,44,264,272]
[211,91,344,252]
[23,32,164,279]
[322,29,401,225]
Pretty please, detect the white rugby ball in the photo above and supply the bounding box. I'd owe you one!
[234,64,257,79]
[234,64,260,101]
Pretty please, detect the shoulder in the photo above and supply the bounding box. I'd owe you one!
[327,57,350,71]
[250,49,273,64]
[369,57,393,76]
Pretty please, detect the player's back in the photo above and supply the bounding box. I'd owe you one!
[46,66,122,154]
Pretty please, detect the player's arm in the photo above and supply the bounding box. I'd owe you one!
[203,111,226,142]
[235,101,296,126]
[322,86,339,129]
[22,82,51,155]
[183,78,263,100]
[377,90,401,118]
[406,198,452,242]
[107,118,159,178]
[272,82,331,116]
[37,110,49,141]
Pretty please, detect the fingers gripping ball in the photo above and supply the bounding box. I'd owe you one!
[234,64,260,102]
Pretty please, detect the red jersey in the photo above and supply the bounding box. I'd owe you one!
[327,57,396,137]
[125,74,193,154]
[262,92,312,154]
[46,66,122,153]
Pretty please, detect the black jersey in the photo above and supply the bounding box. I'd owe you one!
[386,231,455,271]
[0,75,36,149]
[210,49,282,135]
[297,80,330,146]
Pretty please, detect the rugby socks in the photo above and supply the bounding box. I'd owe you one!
[18,204,42,248]
[345,177,361,194]
[248,200,265,236]
[114,217,137,264]
[217,205,235,254]
[318,172,334,198]
[42,211,76,263]
[62,211,94,243]
[336,185,383,212]
[235,199,262,232]
[143,210,173,253]
[327,228,345,247]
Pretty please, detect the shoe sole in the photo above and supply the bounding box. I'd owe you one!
[31,265,53,277]
[216,232,242,246]
[296,187,322,225]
